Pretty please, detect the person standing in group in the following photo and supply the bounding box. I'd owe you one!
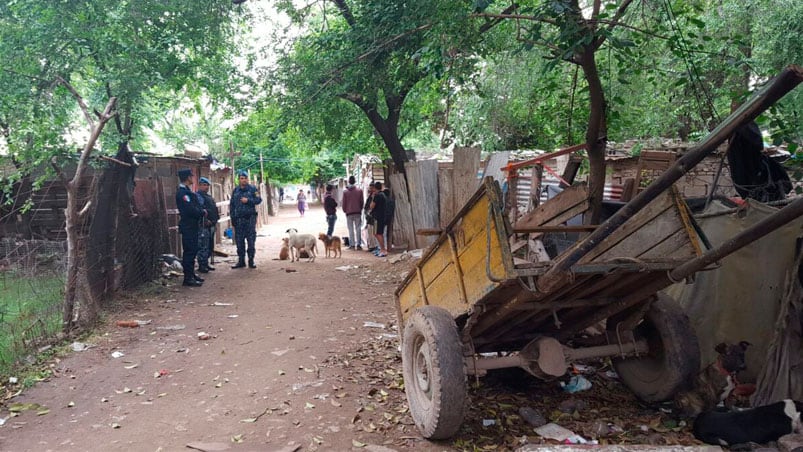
[370,181,388,258]
[196,177,220,273]
[364,182,378,251]
[323,184,338,238]
[229,171,262,269]
[176,168,206,287]
[341,176,364,250]
[297,189,307,217]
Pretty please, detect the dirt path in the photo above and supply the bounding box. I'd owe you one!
[0,203,448,452]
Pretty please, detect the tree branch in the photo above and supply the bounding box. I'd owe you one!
[472,12,558,26]
[591,0,635,51]
[478,3,521,33]
[50,157,69,188]
[55,76,95,129]
[330,0,356,27]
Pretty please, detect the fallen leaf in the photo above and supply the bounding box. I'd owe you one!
[305,402,315,409]
[352,439,366,448]
[231,434,244,443]
[331,400,342,408]
[36,409,50,416]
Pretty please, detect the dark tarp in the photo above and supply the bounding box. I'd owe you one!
[664,200,803,403]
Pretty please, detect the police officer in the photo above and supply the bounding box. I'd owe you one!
[176,168,206,286]
[196,176,220,273]
[229,171,262,269]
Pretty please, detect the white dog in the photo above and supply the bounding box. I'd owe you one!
[286,228,317,262]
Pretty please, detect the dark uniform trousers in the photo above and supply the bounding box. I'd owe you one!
[181,226,200,281]
[234,215,257,261]
[198,226,215,268]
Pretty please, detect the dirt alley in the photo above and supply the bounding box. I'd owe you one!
[1,202,451,452]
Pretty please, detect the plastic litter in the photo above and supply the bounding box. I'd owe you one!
[197,332,211,340]
[111,351,125,358]
[363,321,385,329]
[482,419,496,427]
[71,342,91,352]
[560,375,592,393]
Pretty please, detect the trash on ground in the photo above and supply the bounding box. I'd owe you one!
[111,351,125,358]
[285,268,297,273]
[363,321,385,329]
[227,314,238,319]
[518,406,547,427]
[8,376,18,384]
[197,332,211,340]
[186,441,231,452]
[116,320,140,328]
[534,422,593,443]
[335,265,359,271]
[377,333,398,340]
[156,324,186,331]
[482,419,496,427]
[408,249,424,259]
[560,375,592,393]
[211,302,233,307]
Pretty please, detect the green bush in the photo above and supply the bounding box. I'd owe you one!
[0,271,63,375]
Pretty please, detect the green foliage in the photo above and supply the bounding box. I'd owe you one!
[0,271,63,375]
[0,0,245,172]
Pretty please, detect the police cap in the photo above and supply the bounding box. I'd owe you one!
[178,168,193,180]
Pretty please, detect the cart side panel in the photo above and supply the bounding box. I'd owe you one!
[396,179,511,327]
[577,187,701,264]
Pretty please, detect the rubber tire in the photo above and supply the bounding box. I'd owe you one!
[402,306,466,439]
[609,293,700,403]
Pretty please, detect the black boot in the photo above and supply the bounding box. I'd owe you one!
[232,259,246,269]
[198,266,209,273]
[248,259,256,269]
[183,279,202,287]
[194,275,205,282]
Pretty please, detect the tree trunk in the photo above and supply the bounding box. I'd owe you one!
[352,98,408,173]
[580,49,607,225]
[60,94,117,332]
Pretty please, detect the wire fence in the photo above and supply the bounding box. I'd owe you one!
[0,238,66,373]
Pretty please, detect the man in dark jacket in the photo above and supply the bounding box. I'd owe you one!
[229,171,262,269]
[341,176,364,249]
[196,177,220,273]
[323,183,338,238]
[176,168,206,287]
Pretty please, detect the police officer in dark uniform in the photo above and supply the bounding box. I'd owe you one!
[176,168,206,286]
[229,171,262,269]
[196,176,220,273]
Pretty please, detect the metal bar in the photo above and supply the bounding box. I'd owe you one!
[537,65,803,294]
[669,195,803,281]
[465,355,524,373]
[505,143,588,174]
[447,232,469,306]
[416,267,429,305]
[564,340,648,361]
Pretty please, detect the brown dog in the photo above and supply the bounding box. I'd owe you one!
[675,341,752,417]
[318,233,342,258]
[278,237,289,260]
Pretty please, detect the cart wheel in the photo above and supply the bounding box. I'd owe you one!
[609,294,700,403]
[402,306,466,439]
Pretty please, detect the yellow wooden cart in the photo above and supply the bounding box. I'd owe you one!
[395,66,803,439]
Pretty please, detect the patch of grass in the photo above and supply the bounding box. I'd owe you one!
[0,270,64,376]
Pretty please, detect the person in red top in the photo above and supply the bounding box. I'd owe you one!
[341,176,364,249]
[323,184,338,238]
